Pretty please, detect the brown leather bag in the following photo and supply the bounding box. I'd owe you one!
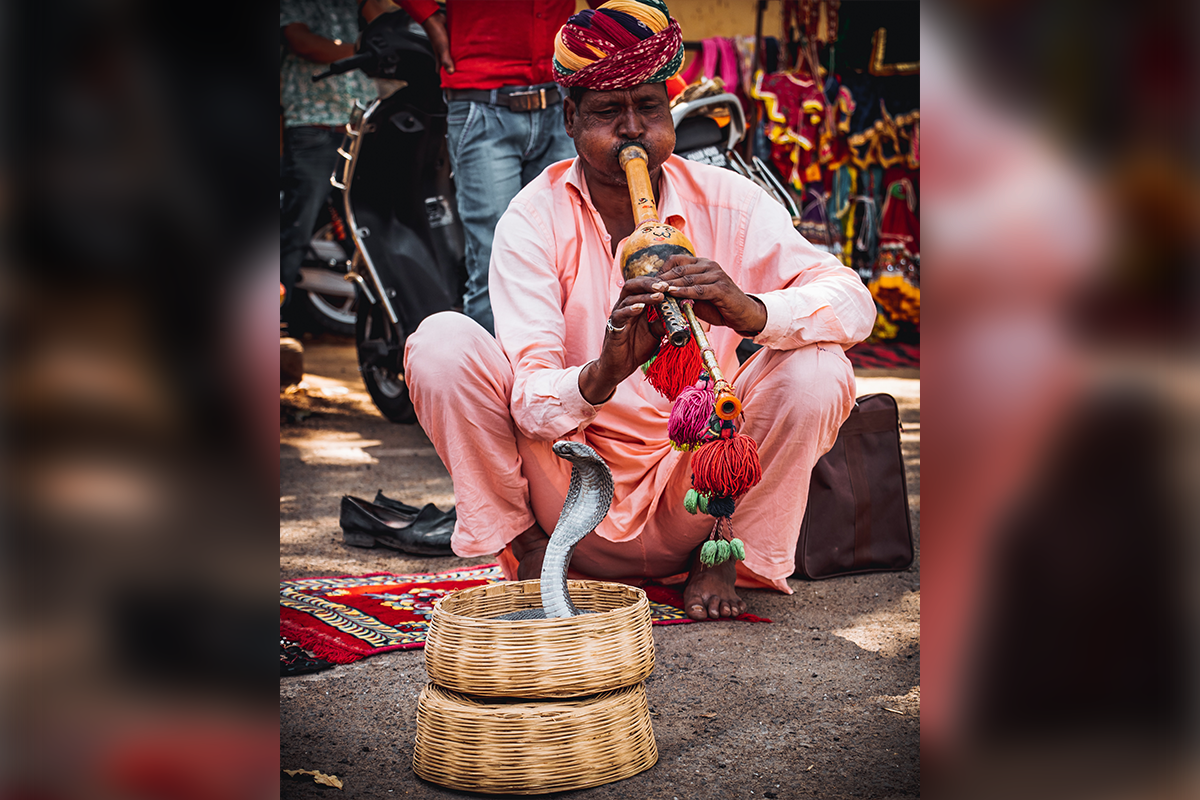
[794,393,914,579]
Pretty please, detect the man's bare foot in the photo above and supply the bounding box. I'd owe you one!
[683,546,747,620]
[511,522,550,581]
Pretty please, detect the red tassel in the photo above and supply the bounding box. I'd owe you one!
[644,335,703,400]
[691,429,762,499]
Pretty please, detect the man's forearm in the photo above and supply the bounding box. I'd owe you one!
[283,23,356,64]
[578,360,621,407]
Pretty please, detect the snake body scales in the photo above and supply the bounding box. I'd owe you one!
[496,441,615,620]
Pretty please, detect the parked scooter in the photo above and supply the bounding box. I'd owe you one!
[288,186,358,336]
[314,10,466,423]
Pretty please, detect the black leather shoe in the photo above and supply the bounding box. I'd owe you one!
[373,491,421,516]
[339,496,455,556]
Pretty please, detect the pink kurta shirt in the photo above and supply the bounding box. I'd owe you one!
[487,155,874,552]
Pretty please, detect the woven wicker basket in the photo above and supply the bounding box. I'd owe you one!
[424,579,655,698]
[413,681,658,794]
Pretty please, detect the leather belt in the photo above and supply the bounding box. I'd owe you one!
[445,85,562,112]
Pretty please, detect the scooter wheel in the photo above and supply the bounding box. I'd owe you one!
[360,362,417,424]
[355,301,418,424]
[289,288,357,337]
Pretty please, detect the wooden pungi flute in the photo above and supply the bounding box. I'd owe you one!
[616,142,742,420]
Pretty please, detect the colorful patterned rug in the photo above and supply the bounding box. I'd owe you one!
[846,340,920,370]
[281,564,768,672]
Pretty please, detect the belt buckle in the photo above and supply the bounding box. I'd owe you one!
[507,88,547,112]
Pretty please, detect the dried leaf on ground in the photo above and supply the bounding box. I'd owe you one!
[282,768,344,789]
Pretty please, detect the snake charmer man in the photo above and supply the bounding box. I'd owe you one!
[404,0,874,619]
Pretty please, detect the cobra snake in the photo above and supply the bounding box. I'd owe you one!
[497,441,614,620]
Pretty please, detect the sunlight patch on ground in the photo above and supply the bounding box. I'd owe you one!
[294,374,361,397]
[831,590,920,657]
[281,431,383,464]
[871,686,920,716]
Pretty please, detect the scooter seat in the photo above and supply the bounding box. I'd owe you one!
[675,116,725,155]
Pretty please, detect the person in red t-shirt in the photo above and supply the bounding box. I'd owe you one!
[359,0,603,336]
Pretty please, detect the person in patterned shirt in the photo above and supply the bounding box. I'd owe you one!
[279,0,376,317]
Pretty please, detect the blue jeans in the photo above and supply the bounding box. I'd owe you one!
[446,90,576,335]
[280,126,342,309]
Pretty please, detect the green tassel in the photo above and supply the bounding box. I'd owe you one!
[684,488,699,515]
[730,538,746,561]
[700,540,719,567]
[697,492,709,515]
[716,539,731,563]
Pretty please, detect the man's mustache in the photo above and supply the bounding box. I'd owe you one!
[612,140,648,158]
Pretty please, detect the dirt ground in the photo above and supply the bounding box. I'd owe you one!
[280,332,920,799]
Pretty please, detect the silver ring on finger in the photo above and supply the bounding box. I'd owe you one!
[605,318,627,334]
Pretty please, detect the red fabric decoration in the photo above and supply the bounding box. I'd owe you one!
[555,18,684,90]
[280,564,733,666]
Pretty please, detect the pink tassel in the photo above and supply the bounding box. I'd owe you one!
[668,383,716,450]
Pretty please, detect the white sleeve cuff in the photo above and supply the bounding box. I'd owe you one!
[750,292,791,347]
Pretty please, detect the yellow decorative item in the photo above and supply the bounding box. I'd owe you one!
[869,28,919,76]
[869,179,920,328]
[868,260,920,327]
[868,307,900,342]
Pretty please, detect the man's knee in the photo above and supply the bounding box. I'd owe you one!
[404,311,507,396]
[745,344,856,427]
[806,343,855,403]
[406,311,482,374]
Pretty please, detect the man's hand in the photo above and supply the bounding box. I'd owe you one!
[656,255,767,338]
[578,276,668,405]
[420,11,454,73]
[511,522,549,581]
